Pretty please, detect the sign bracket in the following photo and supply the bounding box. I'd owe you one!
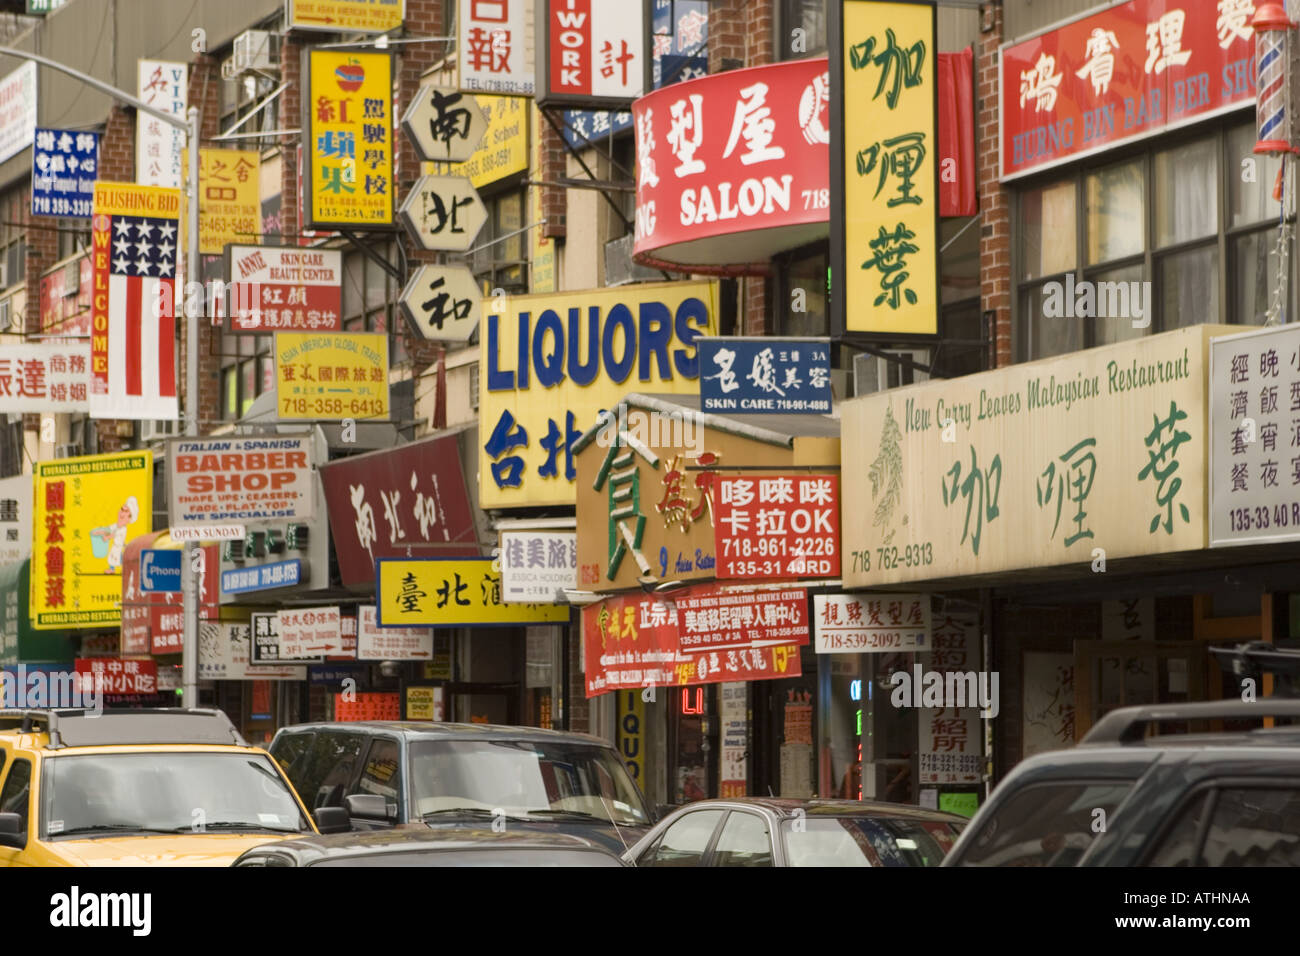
[338,228,404,284]
[538,105,634,232]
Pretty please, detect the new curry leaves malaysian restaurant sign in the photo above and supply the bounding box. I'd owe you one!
[832,0,939,338]
[841,325,1227,588]
[999,0,1259,180]
[167,436,314,530]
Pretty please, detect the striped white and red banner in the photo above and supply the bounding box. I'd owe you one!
[89,182,180,421]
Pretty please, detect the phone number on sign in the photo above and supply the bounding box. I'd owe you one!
[849,542,934,573]
[721,537,835,558]
[280,396,385,417]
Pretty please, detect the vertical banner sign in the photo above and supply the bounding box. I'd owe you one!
[937,49,976,218]
[0,62,36,166]
[32,128,99,218]
[833,1,938,338]
[32,451,153,630]
[137,61,187,189]
[617,689,645,784]
[192,149,261,254]
[536,0,649,108]
[917,613,982,784]
[460,0,536,95]
[89,182,181,421]
[304,50,394,229]
[720,681,747,797]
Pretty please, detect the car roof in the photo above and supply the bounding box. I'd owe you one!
[273,721,611,747]
[242,827,618,863]
[0,708,250,749]
[663,797,969,825]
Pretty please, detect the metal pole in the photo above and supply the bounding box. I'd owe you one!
[182,106,201,707]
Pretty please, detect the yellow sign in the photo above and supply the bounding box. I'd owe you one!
[376,558,569,626]
[529,105,555,293]
[183,148,261,254]
[450,95,527,189]
[305,50,393,228]
[93,182,179,217]
[31,451,152,630]
[841,325,1233,588]
[406,686,440,721]
[275,331,389,420]
[842,1,937,336]
[289,0,405,33]
[480,280,719,510]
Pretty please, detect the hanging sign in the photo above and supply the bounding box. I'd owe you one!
[459,0,535,95]
[375,557,568,627]
[535,0,650,109]
[288,0,406,33]
[224,244,343,334]
[32,127,98,219]
[698,337,832,414]
[274,331,389,421]
[402,84,488,163]
[399,174,488,252]
[399,264,482,342]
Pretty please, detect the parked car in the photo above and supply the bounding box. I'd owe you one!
[621,797,967,866]
[268,721,654,854]
[0,708,322,866]
[943,698,1300,866]
[233,827,626,867]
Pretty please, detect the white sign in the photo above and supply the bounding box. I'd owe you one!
[1022,651,1075,757]
[460,0,535,95]
[168,524,246,542]
[537,0,646,107]
[199,621,308,680]
[357,605,433,660]
[136,60,187,188]
[0,343,92,414]
[402,84,488,163]
[720,680,748,793]
[168,435,315,528]
[224,244,343,333]
[278,605,344,659]
[0,474,30,567]
[917,613,982,784]
[813,594,931,653]
[500,530,576,603]
[0,62,36,166]
[399,263,482,343]
[1210,324,1300,546]
[399,174,487,252]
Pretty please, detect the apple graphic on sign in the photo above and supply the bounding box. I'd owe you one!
[336,60,365,93]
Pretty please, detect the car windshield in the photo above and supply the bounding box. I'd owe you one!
[409,739,650,827]
[781,817,962,866]
[40,752,312,838]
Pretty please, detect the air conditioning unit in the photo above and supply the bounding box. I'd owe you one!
[61,260,79,291]
[54,443,81,459]
[0,298,10,332]
[141,419,178,443]
[0,262,10,290]
[853,350,930,396]
[224,30,277,79]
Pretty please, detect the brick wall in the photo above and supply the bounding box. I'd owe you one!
[540,115,566,240]
[977,3,1011,369]
[279,35,301,252]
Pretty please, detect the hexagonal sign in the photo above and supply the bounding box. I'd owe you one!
[398,174,487,252]
[399,264,482,343]
[401,84,488,164]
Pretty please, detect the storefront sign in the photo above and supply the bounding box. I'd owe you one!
[275,331,389,420]
[482,280,718,509]
[224,244,342,334]
[833,0,938,338]
[319,433,478,587]
[0,62,36,167]
[136,60,186,188]
[222,558,301,594]
[459,0,535,95]
[1000,0,1258,181]
[0,475,31,565]
[536,0,649,108]
[447,94,527,187]
[335,691,401,721]
[122,534,218,654]
[399,174,487,252]
[813,593,929,653]
[699,337,832,414]
[75,658,156,696]
[303,50,394,229]
[714,475,839,580]
[0,344,92,413]
[376,557,568,626]
[32,451,152,630]
[616,688,646,783]
[40,255,92,336]
[399,264,482,342]
[632,57,829,271]
[406,685,444,720]
[357,604,432,660]
[842,325,1226,587]
[278,606,344,659]
[917,613,981,784]
[250,612,282,663]
[500,530,576,603]
[405,85,488,164]
[32,127,98,218]
[529,105,557,293]
[1209,324,1300,546]
[288,0,405,33]
[677,585,808,652]
[198,621,307,680]
[183,148,261,255]
[168,435,315,528]
[720,680,747,797]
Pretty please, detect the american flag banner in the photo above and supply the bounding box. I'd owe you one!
[89,182,181,421]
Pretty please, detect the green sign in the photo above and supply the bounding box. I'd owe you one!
[26,0,68,14]
[939,792,980,818]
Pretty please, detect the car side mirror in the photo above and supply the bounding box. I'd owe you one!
[313,806,351,835]
[344,793,393,822]
[0,812,25,849]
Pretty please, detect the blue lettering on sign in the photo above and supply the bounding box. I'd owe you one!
[695,549,715,570]
[221,559,301,594]
[674,552,694,574]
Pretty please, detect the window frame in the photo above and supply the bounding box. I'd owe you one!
[1140,777,1300,867]
[710,808,775,867]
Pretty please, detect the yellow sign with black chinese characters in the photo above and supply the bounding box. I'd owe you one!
[376,558,569,627]
[289,0,405,34]
[31,451,152,630]
[450,95,528,189]
[304,49,393,229]
[182,148,261,254]
[529,105,556,293]
[841,1,937,336]
[275,331,389,420]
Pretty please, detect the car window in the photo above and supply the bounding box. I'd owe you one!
[712,811,772,867]
[1144,791,1210,867]
[269,731,313,780]
[0,758,31,833]
[351,738,401,813]
[299,733,367,809]
[957,782,1133,866]
[1200,787,1300,866]
[781,816,956,866]
[645,810,725,867]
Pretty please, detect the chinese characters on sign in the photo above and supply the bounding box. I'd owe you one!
[288,0,406,33]
[275,331,389,421]
[278,606,344,659]
[40,256,93,336]
[677,585,809,652]
[0,344,93,413]
[500,531,577,603]
[399,264,482,342]
[335,692,401,721]
[376,557,568,626]
[538,0,646,107]
[399,174,488,252]
[32,127,98,218]
[189,149,261,254]
[460,0,535,94]
[224,245,343,334]
[714,475,840,579]
[137,60,186,189]
[446,94,527,188]
[0,476,31,566]
[403,84,488,164]
[357,605,433,660]
[75,658,156,697]
[917,613,982,783]
[1023,651,1076,755]
[198,621,307,680]
[699,337,832,413]
[813,593,930,653]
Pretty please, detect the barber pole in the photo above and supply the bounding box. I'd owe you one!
[1253,3,1296,154]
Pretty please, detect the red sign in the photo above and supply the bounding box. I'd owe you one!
[714,474,839,580]
[224,244,343,334]
[540,0,645,107]
[320,433,478,587]
[120,532,218,656]
[1000,0,1257,180]
[39,256,93,336]
[632,57,830,271]
[75,657,157,696]
[677,584,808,652]
[583,592,679,696]
[335,691,401,721]
[938,49,976,217]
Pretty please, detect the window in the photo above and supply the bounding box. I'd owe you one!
[1145,790,1209,866]
[643,809,724,866]
[778,0,828,59]
[351,738,402,815]
[221,335,273,420]
[472,188,528,294]
[1200,787,1300,866]
[713,811,773,866]
[0,187,26,288]
[0,758,31,837]
[955,781,1134,866]
[295,733,367,810]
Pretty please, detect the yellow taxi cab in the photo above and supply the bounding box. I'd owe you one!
[0,708,332,866]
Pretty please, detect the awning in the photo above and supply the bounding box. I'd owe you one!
[0,559,74,665]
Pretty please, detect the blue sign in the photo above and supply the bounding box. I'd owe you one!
[699,338,832,414]
[309,664,366,685]
[139,549,182,593]
[221,559,301,594]
[31,127,99,219]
